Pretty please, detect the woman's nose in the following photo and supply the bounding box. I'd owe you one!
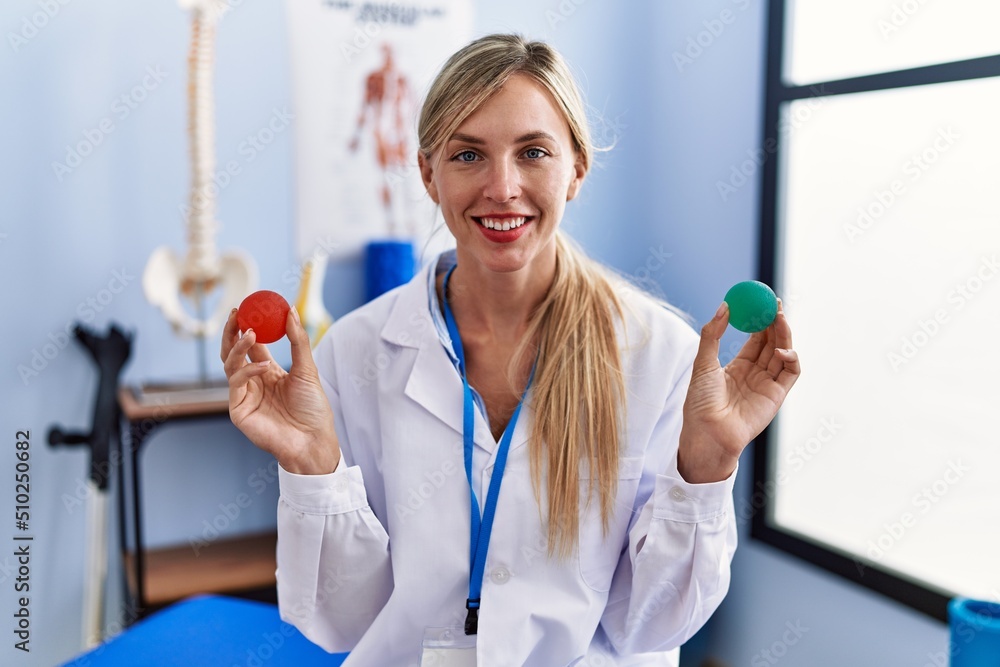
[482,158,521,202]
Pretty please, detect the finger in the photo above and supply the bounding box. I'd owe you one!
[773,348,801,390]
[246,336,277,365]
[766,344,786,378]
[228,360,272,409]
[735,328,770,366]
[773,299,793,351]
[750,315,785,374]
[758,321,780,370]
[286,307,320,376]
[692,302,729,377]
[220,308,240,363]
[223,328,258,379]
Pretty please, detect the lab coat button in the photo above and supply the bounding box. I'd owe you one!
[490,567,510,584]
[669,486,687,501]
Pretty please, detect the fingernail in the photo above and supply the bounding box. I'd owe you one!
[714,302,728,319]
[291,307,300,323]
[231,308,238,315]
[257,360,271,367]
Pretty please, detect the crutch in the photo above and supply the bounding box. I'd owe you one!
[48,323,132,649]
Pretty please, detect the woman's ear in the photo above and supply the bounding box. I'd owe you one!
[418,152,440,204]
[566,152,586,202]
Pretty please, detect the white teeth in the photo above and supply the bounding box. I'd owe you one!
[479,217,526,231]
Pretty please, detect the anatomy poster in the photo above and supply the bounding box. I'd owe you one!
[285,0,474,261]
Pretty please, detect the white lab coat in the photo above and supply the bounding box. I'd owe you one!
[275,251,738,667]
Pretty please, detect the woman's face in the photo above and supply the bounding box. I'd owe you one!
[419,73,586,275]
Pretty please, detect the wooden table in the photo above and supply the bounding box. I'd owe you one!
[117,382,277,618]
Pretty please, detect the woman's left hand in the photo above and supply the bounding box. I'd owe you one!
[677,299,801,483]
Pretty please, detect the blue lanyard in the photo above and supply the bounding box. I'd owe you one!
[441,265,535,636]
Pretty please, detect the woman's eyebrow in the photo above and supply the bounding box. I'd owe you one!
[448,131,558,145]
[514,131,557,143]
[450,132,485,145]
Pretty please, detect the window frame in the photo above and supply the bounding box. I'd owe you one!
[751,0,1000,622]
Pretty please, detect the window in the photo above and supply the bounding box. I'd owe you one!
[753,0,1000,620]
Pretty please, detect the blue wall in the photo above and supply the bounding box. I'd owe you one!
[0,1,949,665]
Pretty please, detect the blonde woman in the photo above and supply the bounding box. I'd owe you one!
[221,34,799,667]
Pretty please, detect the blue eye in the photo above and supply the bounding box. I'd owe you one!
[454,150,478,162]
[524,148,546,159]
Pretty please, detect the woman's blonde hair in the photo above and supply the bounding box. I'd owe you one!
[418,34,626,557]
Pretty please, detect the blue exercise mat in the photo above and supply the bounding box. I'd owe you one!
[62,595,347,666]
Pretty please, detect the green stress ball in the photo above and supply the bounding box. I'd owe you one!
[724,281,778,333]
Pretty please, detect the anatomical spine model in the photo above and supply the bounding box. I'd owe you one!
[143,0,256,373]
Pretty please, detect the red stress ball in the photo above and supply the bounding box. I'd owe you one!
[237,290,290,344]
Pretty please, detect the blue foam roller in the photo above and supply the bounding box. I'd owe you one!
[365,240,415,302]
[949,597,1000,666]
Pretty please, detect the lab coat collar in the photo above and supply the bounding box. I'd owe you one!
[379,257,532,459]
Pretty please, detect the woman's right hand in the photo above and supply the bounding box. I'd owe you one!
[220,306,340,475]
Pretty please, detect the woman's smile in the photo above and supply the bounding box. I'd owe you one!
[473,213,533,243]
